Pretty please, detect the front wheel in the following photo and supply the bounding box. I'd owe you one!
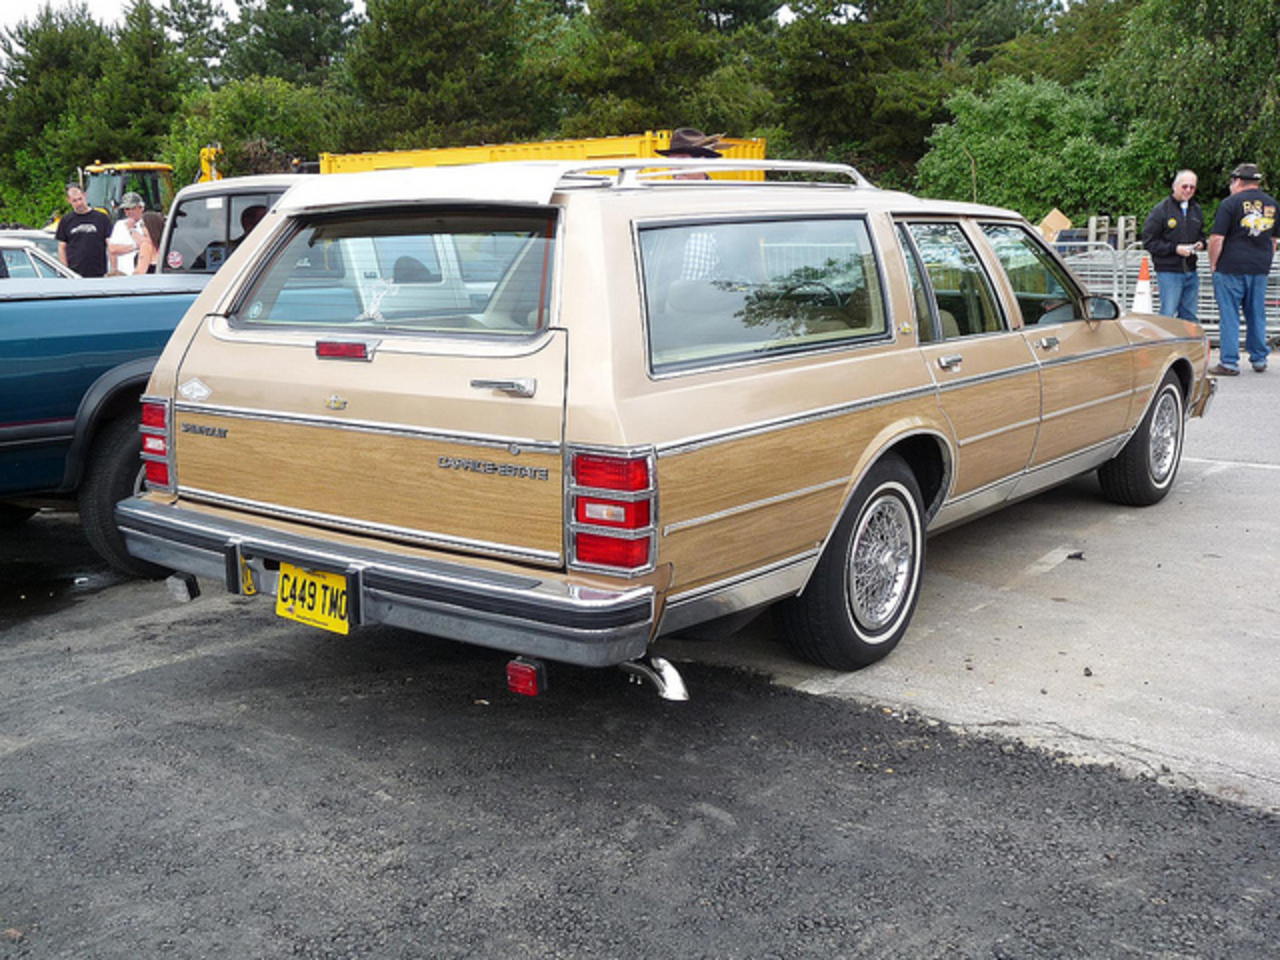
[1098,370,1185,506]
[78,413,169,578]
[775,454,925,670]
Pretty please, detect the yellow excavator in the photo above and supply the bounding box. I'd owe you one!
[78,143,224,217]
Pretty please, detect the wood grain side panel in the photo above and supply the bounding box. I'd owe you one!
[174,413,564,554]
[655,395,940,592]
[941,371,1041,493]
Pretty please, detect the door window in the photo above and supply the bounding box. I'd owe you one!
[981,223,1084,326]
[903,222,1004,338]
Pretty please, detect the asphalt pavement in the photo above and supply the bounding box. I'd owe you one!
[1,367,1278,958]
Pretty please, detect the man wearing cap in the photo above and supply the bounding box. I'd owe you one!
[1208,163,1277,374]
[656,128,725,278]
[1142,169,1205,321]
[107,192,148,275]
[55,184,112,277]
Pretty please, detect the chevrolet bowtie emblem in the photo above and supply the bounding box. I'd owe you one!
[325,395,349,411]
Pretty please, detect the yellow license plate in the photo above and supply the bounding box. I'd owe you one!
[275,563,349,635]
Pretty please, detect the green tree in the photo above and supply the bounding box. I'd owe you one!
[83,0,190,161]
[222,0,355,87]
[555,0,724,136]
[158,0,227,87]
[775,1,952,181]
[1099,0,1280,186]
[344,0,538,148]
[915,75,1170,220]
[983,0,1142,87]
[700,0,780,32]
[163,76,350,179]
[0,3,114,222]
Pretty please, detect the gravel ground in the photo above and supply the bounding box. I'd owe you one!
[1,516,1277,959]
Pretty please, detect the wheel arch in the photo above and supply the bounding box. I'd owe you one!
[62,357,156,491]
[802,426,951,589]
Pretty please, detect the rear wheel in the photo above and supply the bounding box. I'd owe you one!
[78,413,168,578]
[1098,370,1185,506]
[775,454,925,670]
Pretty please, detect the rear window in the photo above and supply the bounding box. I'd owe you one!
[165,191,283,273]
[640,216,887,373]
[231,209,555,336]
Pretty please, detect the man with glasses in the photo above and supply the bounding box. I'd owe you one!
[1209,163,1277,375]
[1142,169,1205,321]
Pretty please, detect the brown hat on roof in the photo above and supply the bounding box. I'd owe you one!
[657,128,725,158]
[1230,163,1262,181]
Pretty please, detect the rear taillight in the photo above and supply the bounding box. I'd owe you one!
[139,396,174,492]
[568,449,656,575]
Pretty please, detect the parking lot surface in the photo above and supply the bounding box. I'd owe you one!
[2,368,1278,958]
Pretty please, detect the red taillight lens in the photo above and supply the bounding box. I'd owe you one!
[573,453,650,492]
[139,398,172,491]
[141,401,167,429]
[568,450,656,573]
[575,532,651,569]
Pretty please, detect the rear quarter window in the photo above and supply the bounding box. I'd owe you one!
[639,216,887,374]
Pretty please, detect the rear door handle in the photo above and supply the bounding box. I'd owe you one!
[470,378,536,398]
[937,354,963,372]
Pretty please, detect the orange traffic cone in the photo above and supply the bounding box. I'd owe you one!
[1130,255,1154,314]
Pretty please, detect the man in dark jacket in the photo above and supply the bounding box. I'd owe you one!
[1142,169,1205,321]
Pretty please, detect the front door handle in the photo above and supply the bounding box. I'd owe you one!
[937,354,963,372]
[470,378,536,398]
[1035,336,1061,351]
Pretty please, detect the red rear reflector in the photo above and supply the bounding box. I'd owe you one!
[507,658,547,697]
[316,341,369,360]
[575,532,650,569]
[574,453,649,492]
[141,402,167,428]
[145,461,170,487]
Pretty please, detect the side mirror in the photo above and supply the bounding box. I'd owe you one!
[1086,296,1120,320]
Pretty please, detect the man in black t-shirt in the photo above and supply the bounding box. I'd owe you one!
[54,184,112,277]
[1208,163,1278,375]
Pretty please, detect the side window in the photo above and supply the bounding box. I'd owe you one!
[5,252,37,278]
[981,223,1083,326]
[640,217,887,373]
[897,224,940,343]
[904,222,1004,338]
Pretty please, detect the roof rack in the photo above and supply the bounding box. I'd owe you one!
[555,158,875,190]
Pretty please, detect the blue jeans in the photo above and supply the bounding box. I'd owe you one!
[1156,271,1199,321]
[1212,272,1270,370]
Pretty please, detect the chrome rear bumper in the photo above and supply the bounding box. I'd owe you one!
[116,497,654,667]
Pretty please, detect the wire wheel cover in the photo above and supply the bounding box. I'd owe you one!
[847,491,914,633]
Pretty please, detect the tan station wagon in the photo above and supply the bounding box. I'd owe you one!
[116,159,1215,699]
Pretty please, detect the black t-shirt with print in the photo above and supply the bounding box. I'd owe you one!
[1212,187,1278,275]
[55,208,112,277]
